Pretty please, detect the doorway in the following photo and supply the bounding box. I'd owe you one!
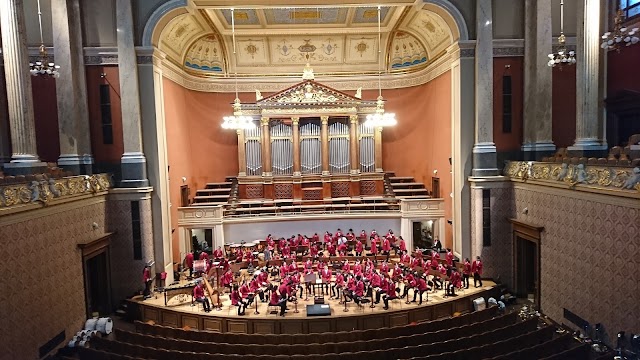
[86,252,110,315]
[509,219,542,311]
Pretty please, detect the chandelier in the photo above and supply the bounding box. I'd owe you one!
[601,8,639,51]
[547,0,576,68]
[364,6,396,128]
[220,8,256,131]
[29,0,60,77]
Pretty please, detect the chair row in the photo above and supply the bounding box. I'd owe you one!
[134,305,498,345]
[93,318,539,360]
[118,312,517,355]
[487,333,576,360]
[405,324,556,360]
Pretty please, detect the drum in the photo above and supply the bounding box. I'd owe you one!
[84,318,98,331]
[193,259,207,273]
[96,317,113,335]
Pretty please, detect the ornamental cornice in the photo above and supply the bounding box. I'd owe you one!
[503,161,640,199]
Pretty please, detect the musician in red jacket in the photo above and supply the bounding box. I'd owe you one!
[355,239,364,256]
[447,268,462,296]
[370,237,378,256]
[446,248,454,267]
[472,256,483,287]
[382,237,391,260]
[193,281,211,312]
[382,277,398,310]
[320,265,332,295]
[331,270,345,299]
[230,284,248,315]
[398,236,407,253]
[213,246,223,259]
[327,242,337,256]
[185,251,194,278]
[199,251,209,261]
[462,258,471,289]
[413,275,429,305]
[430,250,439,268]
[143,264,152,299]
[353,275,365,306]
[359,230,367,241]
[269,284,286,317]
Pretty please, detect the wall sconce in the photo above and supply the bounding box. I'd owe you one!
[433,169,438,175]
[181,177,187,183]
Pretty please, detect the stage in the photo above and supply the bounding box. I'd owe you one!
[131,281,498,334]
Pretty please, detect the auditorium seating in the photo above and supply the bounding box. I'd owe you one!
[81,305,587,360]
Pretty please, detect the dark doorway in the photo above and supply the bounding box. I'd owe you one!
[515,236,537,304]
[509,219,543,311]
[431,177,440,198]
[180,185,190,207]
[412,221,425,248]
[205,229,213,250]
[87,252,110,315]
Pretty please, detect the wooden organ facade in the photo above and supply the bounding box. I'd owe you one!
[234,80,387,201]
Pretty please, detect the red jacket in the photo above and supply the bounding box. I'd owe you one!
[321,268,332,282]
[370,239,378,254]
[472,260,483,275]
[355,281,365,297]
[446,251,454,266]
[463,261,472,275]
[417,278,428,291]
[193,285,205,299]
[399,240,407,252]
[143,267,151,282]
[199,252,209,261]
[382,239,391,252]
[450,271,462,288]
[185,253,194,268]
[356,241,364,253]
[213,248,223,258]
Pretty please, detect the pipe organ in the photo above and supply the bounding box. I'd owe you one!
[233,78,388,200]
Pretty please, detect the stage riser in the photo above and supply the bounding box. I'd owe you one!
[224,218,401,243]
[132,288,499,335]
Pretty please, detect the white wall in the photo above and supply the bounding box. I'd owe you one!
[223,217,402,243]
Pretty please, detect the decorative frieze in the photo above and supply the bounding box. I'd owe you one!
[504,161,640,195]
[0,173,112,209]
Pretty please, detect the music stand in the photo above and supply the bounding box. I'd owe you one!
[370,289,376,308]
[343,292,349,312]
[254,295,260,315]
[304,273,317,301]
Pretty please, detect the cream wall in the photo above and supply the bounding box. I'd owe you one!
[0,195,108,360]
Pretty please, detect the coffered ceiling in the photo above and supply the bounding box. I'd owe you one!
[156,0,455,77]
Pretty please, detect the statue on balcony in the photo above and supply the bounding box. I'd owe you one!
[575,164,587,184]
[29,181,40,202]
[623,167,640,190]
[556,163,569,181]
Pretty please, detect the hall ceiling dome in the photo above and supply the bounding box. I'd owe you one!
[156,1,455,77]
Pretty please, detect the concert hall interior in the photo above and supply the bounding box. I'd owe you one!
[0,0,639,359]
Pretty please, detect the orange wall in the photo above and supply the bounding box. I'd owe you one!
[163,72,453,255]
[493,57,524,152]
[85,66,125,164]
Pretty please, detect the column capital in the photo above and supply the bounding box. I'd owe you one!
[261,116,270,126]
[349,115,358,124]
[291,116,300,125]
[321,115,329,124]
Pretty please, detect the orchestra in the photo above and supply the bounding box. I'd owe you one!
[171,228,478,317]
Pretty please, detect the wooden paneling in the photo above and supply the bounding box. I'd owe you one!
[227,320,249,334]
[181,316,200,330]
[280,321,304,334]
[253,321,276,334]
[308,320,331,333]
[433,303,452,319]
[362,315,385,330]
[389,312,409,328]
[134,286,500,335]
[335,317,358,332]
[161,311,179,327]
[322,181,331,199]
[203,318,223,332]
[143,307,159,323]
[350,180,360,197]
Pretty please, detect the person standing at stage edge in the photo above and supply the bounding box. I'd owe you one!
[472,256,483,288]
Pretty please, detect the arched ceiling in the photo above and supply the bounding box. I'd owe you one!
[156,1,456,77]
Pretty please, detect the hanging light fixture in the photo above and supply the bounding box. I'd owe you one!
[29,0,60,77]
[365,6,396,128]
[601,7,639,51]
[547,0,576,68]
[221,8,256,130]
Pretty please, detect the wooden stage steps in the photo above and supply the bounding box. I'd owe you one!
[388,173,431,200]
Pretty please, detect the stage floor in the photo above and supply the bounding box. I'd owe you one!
[142,280,496,319]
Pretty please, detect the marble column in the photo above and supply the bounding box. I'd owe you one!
[236,129,246,176]
[291,117,301,176]
[321,115,329,175]
[522,0,555,159]
[116,0,148,187]
[374,127,383,172]
[261,117,271,176]
[52,0,93,174]
[0,65,11,164]
[0,0,46,175]
[349,115,359,174]
[472,0,498,177]
[569,0,607,154]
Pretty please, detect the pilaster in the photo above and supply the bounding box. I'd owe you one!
[261,117,271,176]
[321,115,329,175]
[0,0,46,175]
[374,127,383,173]
[52,0,93,175]
[349,115,359,174]
[291,117,301,176]
[472,0,498,177]
[237,129,246,176]
[0,65,11,164]
[116,0,148,187]
[568,0,608,155]
[522,0,555,160]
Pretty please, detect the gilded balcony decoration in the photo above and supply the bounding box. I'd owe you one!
[504,161,640,193]
[0,174,113,208]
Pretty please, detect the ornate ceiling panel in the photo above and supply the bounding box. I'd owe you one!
[157,3,456,77]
